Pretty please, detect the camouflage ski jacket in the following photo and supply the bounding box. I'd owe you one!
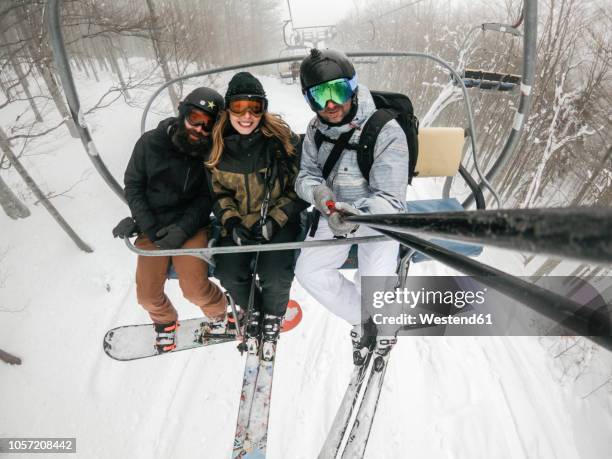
[208,129,307,234]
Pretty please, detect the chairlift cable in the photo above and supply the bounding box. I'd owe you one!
[367,0,426,23]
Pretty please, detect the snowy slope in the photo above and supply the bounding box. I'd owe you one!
[1,69,611,459]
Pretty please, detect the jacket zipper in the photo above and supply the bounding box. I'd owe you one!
[183,165,191,193]
[245,173,251,214]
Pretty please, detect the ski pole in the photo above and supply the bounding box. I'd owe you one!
[237,164,273,354]
[238,251,260,354]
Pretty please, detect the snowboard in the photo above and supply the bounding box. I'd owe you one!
[103,300,303,361]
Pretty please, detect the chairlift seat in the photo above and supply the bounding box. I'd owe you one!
[459,68,521,91]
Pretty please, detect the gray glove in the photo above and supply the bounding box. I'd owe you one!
[327,202,360,237]
[312,184,336,216]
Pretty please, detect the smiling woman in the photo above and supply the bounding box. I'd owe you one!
[227,97,266,135]
[205,72,308,361]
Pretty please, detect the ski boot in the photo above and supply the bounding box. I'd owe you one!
[154,320,179,353]
[350,317,377,365]
[375,335,397,355]
[244,310,262,355]
[202,313,229,335]
[199,292,245,340]
[261,313,283,362]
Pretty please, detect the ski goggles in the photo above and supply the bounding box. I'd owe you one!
[227,96,267,117]
[304,76,358,111]
[185,109,215,132]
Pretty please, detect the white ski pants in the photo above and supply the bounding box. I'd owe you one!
[294,219,399,325]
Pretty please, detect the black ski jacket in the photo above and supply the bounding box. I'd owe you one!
[124,117,212,240]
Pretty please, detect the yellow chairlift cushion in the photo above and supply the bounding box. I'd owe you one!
[415,127,464,178]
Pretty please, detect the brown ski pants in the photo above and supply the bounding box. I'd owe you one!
[134,229,226,324]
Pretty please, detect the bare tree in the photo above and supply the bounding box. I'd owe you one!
[338,0,611,211]
[0,172,30,219]
[145,0,180,111]
[0,128,92,253]
[10,2,79,137]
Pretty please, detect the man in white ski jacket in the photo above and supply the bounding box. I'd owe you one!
[294,49,409,363]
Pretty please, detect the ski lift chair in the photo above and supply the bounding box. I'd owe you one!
[277,47,308,83]
[456,21,523,92]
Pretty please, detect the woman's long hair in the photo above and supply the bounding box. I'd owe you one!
[206,111,296,168]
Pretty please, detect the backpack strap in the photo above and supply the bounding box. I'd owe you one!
[314,130,324,150]
[309,128,355,237]
[357,108,397,180]
[321,129,355,179]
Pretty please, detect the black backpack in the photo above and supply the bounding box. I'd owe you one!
[313,90,419,185]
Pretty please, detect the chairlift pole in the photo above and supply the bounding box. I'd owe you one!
[124,235,387,265]
[46,0,126,204]
[347,206,612,266]
[463,0,537,208]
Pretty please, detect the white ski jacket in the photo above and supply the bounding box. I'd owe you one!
[295,84,409,214]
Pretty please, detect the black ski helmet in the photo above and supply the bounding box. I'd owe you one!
[178,87,224,120]
[300,48,356,93]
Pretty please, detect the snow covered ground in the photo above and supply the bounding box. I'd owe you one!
[1,68,611,459]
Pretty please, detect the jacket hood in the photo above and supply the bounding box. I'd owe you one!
[148,117,178,151]
[156,117,177,137]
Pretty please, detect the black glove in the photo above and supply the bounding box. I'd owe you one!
[112,217,140,239]
[225,217,258,246]
[251,217,279,242]
[155,224,189,249]
[232,225,259,246]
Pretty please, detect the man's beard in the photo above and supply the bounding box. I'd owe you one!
[171,121,212,158]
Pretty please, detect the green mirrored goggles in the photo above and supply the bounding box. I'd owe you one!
[305,77,358,111]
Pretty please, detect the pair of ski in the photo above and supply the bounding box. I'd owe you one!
[231,341,276,458]
[230,299,306,458]
[319,338,396,459]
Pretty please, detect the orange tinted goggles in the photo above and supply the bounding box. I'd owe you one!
[227,98,267,117]
[185,109,215,131]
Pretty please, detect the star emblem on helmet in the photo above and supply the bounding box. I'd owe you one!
[207,101,216,110]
